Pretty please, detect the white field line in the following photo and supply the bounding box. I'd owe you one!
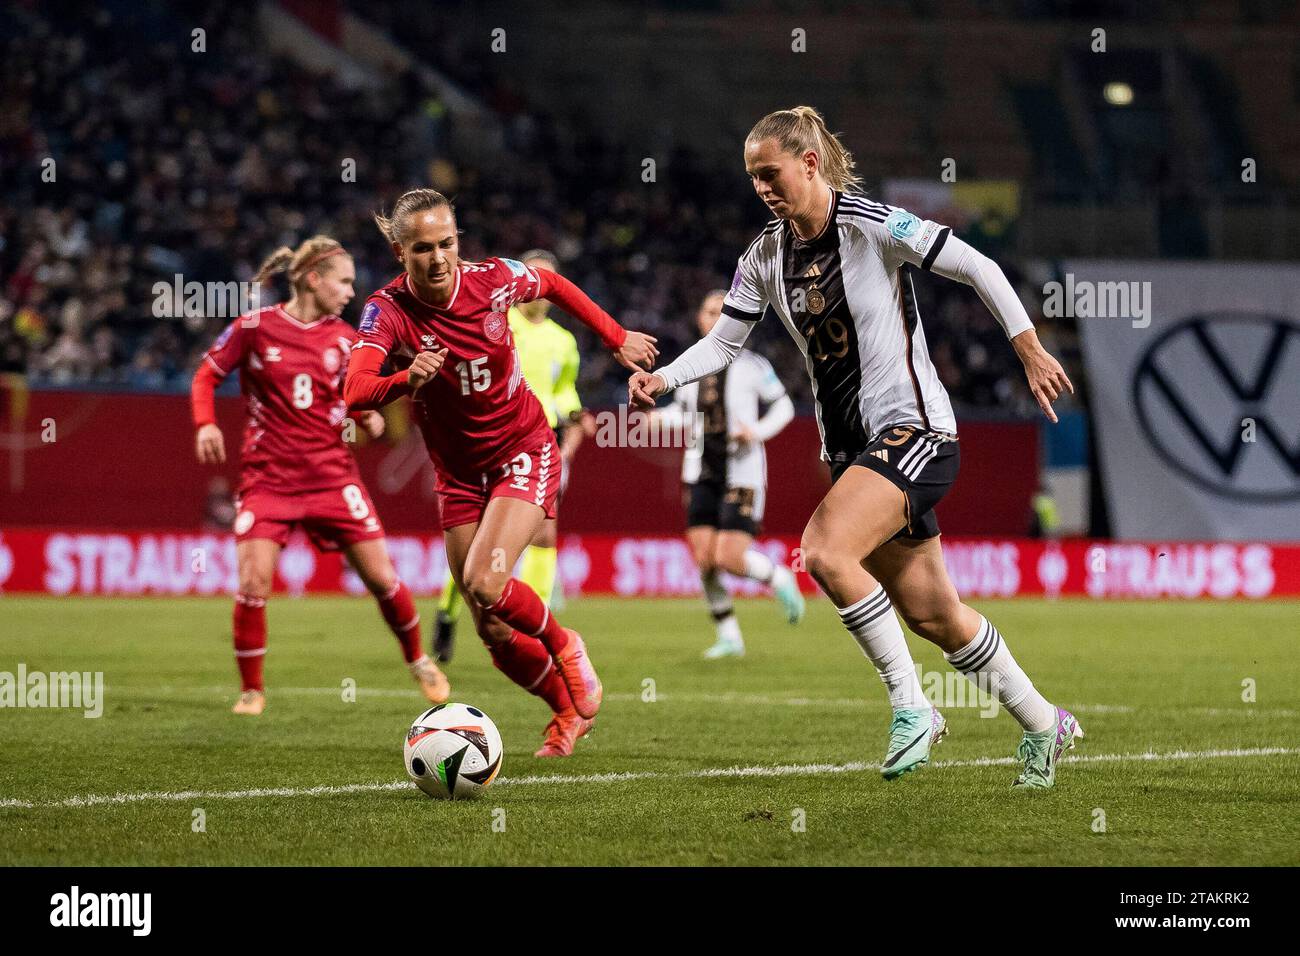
[101,685,1297,718]
[1,746,1296,811]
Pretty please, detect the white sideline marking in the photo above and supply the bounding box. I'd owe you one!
[2,746,1296,811]
[105,686,1296,718]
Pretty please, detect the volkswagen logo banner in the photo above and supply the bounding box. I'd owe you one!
[1077,262,1300,540]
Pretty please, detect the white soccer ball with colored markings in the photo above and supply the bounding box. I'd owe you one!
[404,703,504,800]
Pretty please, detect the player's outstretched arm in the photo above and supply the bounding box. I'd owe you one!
[535,270,658,370]
[191,360,226,464]
[749,393,795,443]
[629,314,754,409]
[927,235,1073,423]
[344,344,419,410]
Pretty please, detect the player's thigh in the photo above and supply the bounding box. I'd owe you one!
[236,538,282,597]
[863,536,972,649]
[685,526,717,572]
[713,529,753,574]
[462,497,545,605]
[801,465,907,577]
[343,538,397,594]
[532,517,558,549]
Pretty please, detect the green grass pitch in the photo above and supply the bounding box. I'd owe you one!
[1,595,1297,866]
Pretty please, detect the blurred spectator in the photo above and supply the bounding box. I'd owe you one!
[0,0,1066,417]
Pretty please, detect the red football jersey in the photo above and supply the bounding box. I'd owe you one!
[201,304,362,493]
[354,258,553,480]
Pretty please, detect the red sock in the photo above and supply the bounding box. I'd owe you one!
[486,578,569,654]
[233,593,267,692]
[377,580,423,663]
[488,632,574,713]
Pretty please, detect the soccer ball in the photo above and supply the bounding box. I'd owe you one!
[404,703,504,800]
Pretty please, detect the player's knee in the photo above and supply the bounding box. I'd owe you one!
[718,548,747,576]
[798,540,847,589]
[462,569,505,609]
[237,569,273,600]
[357,568,397,596]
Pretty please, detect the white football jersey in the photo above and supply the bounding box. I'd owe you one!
[723,190,957,466]
[662,349,788,488]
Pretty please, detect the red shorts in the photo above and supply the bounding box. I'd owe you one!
[234,482,386,552]
[436,431,561,530]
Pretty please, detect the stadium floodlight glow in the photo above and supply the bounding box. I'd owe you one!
[1103,81,1134,106]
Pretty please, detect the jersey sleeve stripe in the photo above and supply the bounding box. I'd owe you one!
[842,195,892,213]
[204,354,229,376]
[353,341,389,355]
[721,303,762,322]
[837,204,890,224]
[921,226,951,271]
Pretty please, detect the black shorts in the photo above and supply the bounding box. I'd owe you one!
[684,480,762,536]
[830,425,959,540]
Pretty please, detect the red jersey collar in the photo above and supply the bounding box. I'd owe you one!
[403,268,461,311]
[275,303,329,329]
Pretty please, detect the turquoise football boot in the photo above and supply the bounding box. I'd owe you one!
[881,707,947,779]
[772,566,806,625]
[1012,707,1079,789]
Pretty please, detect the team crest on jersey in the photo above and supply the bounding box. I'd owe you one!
[807,286,826,314]
[322,347,341,374]
[484,312,507,343]
[264,347,282,362]
[359,302,380,333]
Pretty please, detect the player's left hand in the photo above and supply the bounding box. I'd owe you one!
[575,409,597,438]
[731,424,756,447]
[629,371,667,409]
[615,331,659,371]
[1012,329,1074,424]
[359,410,386,439]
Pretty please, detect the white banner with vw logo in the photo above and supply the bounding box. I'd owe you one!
[1074,261,1300,540]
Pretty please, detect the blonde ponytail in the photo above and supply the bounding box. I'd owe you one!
[746,105,863,192]
[253,246,295,286]
[253,236,347,289]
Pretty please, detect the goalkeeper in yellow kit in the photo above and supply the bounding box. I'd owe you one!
[432,250,596,662]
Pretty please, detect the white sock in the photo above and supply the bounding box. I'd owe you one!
[741,549,776,584]
[837,586,929,710]
[702,570,743,645]
[716,614,742,645]
[945,616,1055,732]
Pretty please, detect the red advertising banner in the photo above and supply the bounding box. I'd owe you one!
[0,529,1294,599]
[0,387,1039,536]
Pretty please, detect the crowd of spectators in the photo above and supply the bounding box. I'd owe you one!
[0,0,1076,418]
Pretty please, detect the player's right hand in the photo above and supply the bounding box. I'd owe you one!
[615,331,659,371]
[407,348,449,389]
[196,423,226,464]
[628,371,667,409]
